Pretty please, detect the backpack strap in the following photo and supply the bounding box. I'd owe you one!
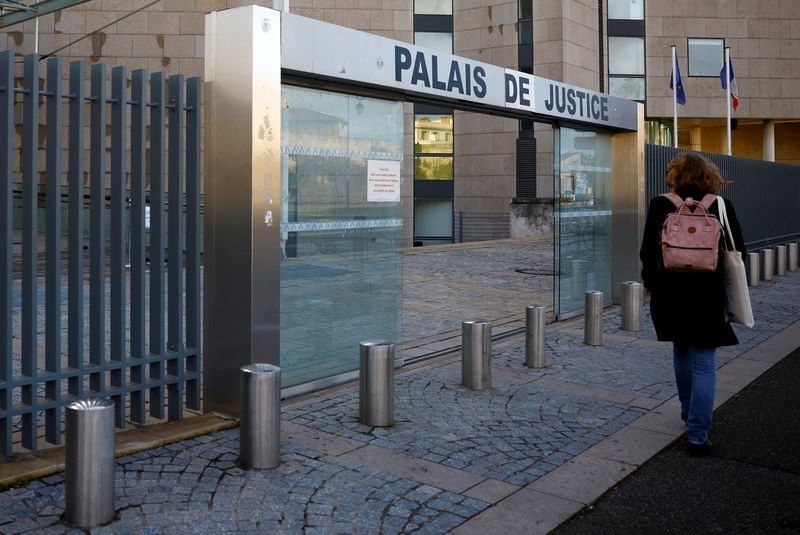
[698,194,718,210]
[661,192,684,209]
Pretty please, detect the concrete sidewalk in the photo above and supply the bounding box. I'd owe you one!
[1,267,799,533]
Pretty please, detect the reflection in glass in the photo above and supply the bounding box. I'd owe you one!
[414,32,453,54]
[415,156,454,180]
[609,76,645,101]
[608,37,644,75]
[415,199,453,240]
[688,38,724,76]
[414,0,452,14]
[556,127,613,318]
[280,85,403,388]
[608,0,644,20]
[518,20,533,45]
[415,114,453,154]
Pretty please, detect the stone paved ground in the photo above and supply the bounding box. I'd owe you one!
[2,269,799,533]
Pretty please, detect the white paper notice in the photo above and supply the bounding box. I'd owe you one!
[367,160,401,203]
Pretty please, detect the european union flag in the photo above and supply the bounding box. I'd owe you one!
[670,57,686,105]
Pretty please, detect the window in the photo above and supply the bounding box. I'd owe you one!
[608,37,644,75]
[414,31,453,54]
[609,77,645,100]
[688,38,724,76]
[608,0,643,20]
[518,0,533,73]
[414,0,452,15]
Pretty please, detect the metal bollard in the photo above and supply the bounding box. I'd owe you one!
[746,252,760,287]
[789,243,798,272]
[65,399,116,528]
[240,363,281,470]
[462,320,492,390]
[584,291,603,346]
[621,281,643,332]
[359,341,395,427]
[762,249,774,281]
[525,305,546,368]
[775,245,786,276]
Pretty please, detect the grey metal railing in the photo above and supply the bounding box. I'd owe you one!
[0,49,202,457]
[646,145,800,249]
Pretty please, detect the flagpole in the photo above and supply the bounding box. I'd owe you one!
[726,47,732,156]
[672,45,678,148]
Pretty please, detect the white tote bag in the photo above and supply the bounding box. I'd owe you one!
[717,197,755,328]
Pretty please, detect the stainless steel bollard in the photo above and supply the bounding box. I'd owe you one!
[65,398,116,528]
[789,243,798,272]
[584,291,603,346]
[240,363,281,470]
[359,341,395,427]
[776,245,786,276]
[746,252,760,287]
[621,281,643,332]
[525,305,546,368]
[462,320,492,390]
[762,249,774,281]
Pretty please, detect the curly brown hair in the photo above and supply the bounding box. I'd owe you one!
[665,153,726,194]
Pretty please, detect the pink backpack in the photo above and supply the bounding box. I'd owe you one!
[660,193,722,272]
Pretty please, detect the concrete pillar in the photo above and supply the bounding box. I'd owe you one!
[764,120,775,162]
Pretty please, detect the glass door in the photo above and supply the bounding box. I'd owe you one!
[555,126,613,318]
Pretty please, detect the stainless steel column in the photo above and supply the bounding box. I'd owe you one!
[621,281,642,332]
[240,363,281,470]
[525,306,546,368]
[762,249,774,281]
[462,320,492,390]
[65,399,115,527]
[775,245,786,276]
[788,243,798,272]
[359,341,394,427]
[746,252,760,287]
[584,291,603,346]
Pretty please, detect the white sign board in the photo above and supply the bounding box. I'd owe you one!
[367,160,401,203]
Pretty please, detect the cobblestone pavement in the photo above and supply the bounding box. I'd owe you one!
[2,269,799,533]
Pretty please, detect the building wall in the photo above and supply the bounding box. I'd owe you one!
[646,0,800,120]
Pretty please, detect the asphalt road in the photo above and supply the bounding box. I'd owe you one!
[555,347,800,535]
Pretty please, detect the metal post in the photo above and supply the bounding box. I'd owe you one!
[775,245,786,276]
[240,364,281,470]
[621,281,642,332]
[462,320,492,390]
[762,249,774,281]
[65,399,116,527]
[359,341,395,427]
[746,252,760,287]
[525,305,546,368]
[788,243,798,272]
[584,291,603,346]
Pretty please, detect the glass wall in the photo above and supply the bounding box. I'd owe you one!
[280,85,404,387]
[555,127,613,318]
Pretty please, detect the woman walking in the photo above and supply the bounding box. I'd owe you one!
[639,153,746,455]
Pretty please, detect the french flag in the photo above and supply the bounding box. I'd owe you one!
[720,58,739,111]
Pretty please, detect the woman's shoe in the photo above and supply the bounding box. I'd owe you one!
[687,440,712,456]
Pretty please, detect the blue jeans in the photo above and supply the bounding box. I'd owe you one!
[673,343,717,445]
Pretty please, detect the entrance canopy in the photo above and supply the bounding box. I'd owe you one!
[280,12,638,132]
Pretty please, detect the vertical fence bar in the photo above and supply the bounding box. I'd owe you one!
[0,50,14,457]
[129,69,146,424]
[167,74,184,420]
[185,77,201,411]
[110,66,127,427]
[68,59,85,399]
[149,71,166,419]
[21,54,40,450]
[45,56,64,445]
[89,63,107,395]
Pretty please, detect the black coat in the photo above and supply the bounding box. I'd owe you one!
[639,187,746,348]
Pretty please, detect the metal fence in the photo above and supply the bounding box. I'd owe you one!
[0,50,201,457]
[455,212,511,243]
[646,144,800,249]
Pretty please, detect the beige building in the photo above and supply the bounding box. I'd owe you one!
[1,0,798,245]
